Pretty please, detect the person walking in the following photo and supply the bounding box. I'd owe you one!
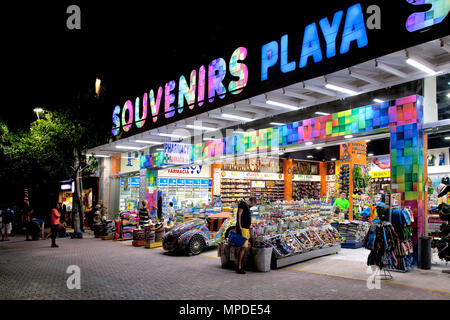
[235,197,257,274]
[50,205,60,248]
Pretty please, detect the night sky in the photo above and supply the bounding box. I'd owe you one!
[1,1,351,130]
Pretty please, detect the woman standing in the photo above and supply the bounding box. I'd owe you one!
[138,200,151,226]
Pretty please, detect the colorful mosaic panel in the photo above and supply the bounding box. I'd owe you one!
[149,86,163,123]
[406,0,450,32]
[146,169,158,211]
[121,100,133,132]
[164,80,176,118]
[208,58,227,103]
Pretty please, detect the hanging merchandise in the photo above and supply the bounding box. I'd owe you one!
[338,164,350,196]
[363,215,413,272]
[352,165,365,195]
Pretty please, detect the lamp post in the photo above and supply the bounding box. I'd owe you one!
[33,107,44,120]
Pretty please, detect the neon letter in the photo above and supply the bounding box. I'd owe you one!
[164,80,176,118]
[340,3,368,54]
[228,47,248,95]
[261,40,278,81]
[208,58,227,103]
[299,22,322,68]
[135,95,147,128]
[319,10,343,58]
[280,34,295,73]
[178,70,197,113]
[149,87,163,123]
[121,100,133,132]
[198,65,206,107]
[112,105,121,136]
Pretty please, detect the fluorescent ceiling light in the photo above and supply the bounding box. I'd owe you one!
[447,93,450,98]
[156,148,164,151]
[315,111,330,116]
[307,155,313,158]
[373,99,384,103]
[135,140,161,145]
[305,142,313,146]
[315,147,323,150]
[266,100,299,110]
[344,135,353,139]
[445,137,450,140]
[368,153,374,156]
[222,113,253,122]
[116,145,142,150]
[87,154,109,158]
[325,83,359,96]
[406,58,437,75]
[203,137,220,141]
[270,122,284,126]
[331,158,336,161]
[186,124,216,131]
[158,133,189,138]
[365,139,371,142]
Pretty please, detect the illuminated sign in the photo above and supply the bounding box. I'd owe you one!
[261,3,368,81]
[406,0,450,32]
[112,47,248,136]
[163,142,191,165]
[109,1,448,140]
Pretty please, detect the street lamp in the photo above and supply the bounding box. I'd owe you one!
[33,107,44,120]
[95,78,101,96]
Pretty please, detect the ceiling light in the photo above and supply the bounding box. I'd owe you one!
[325,83,359,96]
[186,124,216,131]
[134,140,162,145]
[365,139,371,143]
[344,135,353,139]
[158,133,189,138]
[266,100,299,110]
[315,146,323,150]
[116,145,142,150]
[307,155,313,158]
[406,58,437,75]
[315,111,330,116]
[447,93,450,99]
[87,154,110,158]
[445,137,450,140]
[222,113,253,122]
[373,99,384,103]
[331,158,336,161]
[156,148,164,151]
[305,142,313,146]
[203,137,220,141]
[368,153,374,156]
[270,122,284,126]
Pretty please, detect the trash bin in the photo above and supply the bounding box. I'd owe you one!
[418,236,432,270]
[252,247,273,272]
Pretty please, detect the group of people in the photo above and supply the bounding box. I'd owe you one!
[0,201,64,248]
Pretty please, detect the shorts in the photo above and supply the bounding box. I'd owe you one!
[241,228,250,248]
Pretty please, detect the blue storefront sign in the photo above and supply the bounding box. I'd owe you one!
[185,179,193,187]
[159,178,168,186]
[201,179,209,187]
[177,179,185,187]
[168,178,177,186]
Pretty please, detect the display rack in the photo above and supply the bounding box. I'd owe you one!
[118,211,138,241]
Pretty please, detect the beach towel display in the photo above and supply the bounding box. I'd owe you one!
[118,211,138,241]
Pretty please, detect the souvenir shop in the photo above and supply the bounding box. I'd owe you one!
[87,1,449,271]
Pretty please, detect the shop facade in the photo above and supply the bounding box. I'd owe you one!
[88,0,450,266]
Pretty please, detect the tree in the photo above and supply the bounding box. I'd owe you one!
[4,110,100,232]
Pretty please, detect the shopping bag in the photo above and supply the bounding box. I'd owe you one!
[228,231,248,247]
